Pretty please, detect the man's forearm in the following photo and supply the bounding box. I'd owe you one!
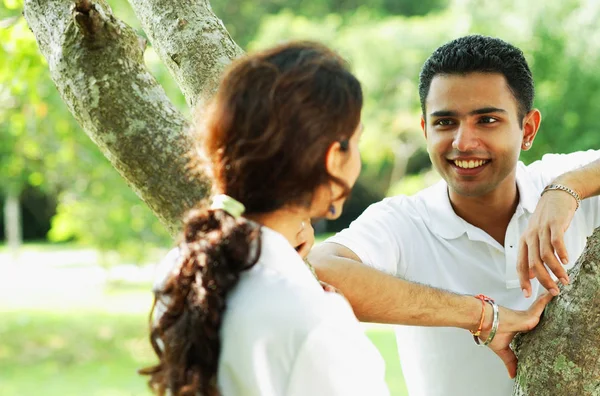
[556,157,600,200]
[310,249,485,331]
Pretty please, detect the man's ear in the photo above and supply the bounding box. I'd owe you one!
[522,109,542,149]
[421,116,427,139]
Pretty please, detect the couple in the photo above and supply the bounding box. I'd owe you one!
[142,35,600,395]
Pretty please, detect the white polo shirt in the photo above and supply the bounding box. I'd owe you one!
[327,150,600,396]
[154,226,388,396]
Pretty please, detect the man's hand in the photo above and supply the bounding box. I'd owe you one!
[295,219,315,259]
[480,293,553,378]
[517,188,578,298]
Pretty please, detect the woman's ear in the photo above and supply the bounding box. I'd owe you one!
[325,141,345,180]
[339,139,349,151]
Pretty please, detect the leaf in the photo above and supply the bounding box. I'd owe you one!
[3,0,21,11]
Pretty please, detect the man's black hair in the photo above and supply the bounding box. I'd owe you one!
[419,35,534,121]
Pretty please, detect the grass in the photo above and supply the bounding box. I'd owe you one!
[0,310,152,396]
[0,289,407,396]
[0,309,406,396]
[0,242,407,395]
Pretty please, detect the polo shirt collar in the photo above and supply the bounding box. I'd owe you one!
[421,180,467,240]
[423,162,538,240]
[515,162,538,214]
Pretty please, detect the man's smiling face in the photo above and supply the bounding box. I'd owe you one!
[422,72,526,198]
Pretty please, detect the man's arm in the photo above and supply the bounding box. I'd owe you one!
[309,242,553,378]
[309,242,484,329]
[518,157,600,297]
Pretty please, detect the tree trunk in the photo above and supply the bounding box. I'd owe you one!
[22,0,229,235]
[3,190,22,262]
[512,227,600,395]
[128,0,244,109]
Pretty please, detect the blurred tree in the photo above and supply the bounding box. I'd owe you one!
[0,13,56,258]
[1,0,174,262]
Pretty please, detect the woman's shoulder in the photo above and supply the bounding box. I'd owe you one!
[224,268,359,345]
[235,267,354,324]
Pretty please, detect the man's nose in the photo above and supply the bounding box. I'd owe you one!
[452,124,479,152]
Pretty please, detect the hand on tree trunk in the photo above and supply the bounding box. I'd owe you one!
[480,293,553,378]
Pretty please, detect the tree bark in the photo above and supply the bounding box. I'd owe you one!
[512,227,600,395]
[22,0,213,235]
[128,0,244,109]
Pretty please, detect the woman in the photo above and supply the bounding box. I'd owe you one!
[141,41,389,395]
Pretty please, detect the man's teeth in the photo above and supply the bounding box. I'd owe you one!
[453,159,488,169]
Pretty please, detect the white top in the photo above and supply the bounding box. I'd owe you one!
[154,227,388,396]
[327,150,600,396]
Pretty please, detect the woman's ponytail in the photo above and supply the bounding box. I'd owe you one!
[141,208,261,395]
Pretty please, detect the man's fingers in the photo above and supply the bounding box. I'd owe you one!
[527,235,559,296]
[550,225,570,270]
[517,240,532,298]
[539,228,568,285]
[532,265,559,296]
[529,292,553,317]
[494,348,518,379]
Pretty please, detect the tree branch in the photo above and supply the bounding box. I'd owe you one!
[127,0,244,108]
[23,0,209,235]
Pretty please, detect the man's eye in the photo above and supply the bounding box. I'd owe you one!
[435,119,454,126]
[480,116,498,124]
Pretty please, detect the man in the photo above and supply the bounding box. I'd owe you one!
[309,35,600,395]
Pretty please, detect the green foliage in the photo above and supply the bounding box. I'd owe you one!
[248,8,470,197]
[445,0,600,163]
[388,169,440,197]
[0,16,50,195]
[210,0,449,48]
[523,4,600,162]
[48,164,172,264]
[4,0,600,258]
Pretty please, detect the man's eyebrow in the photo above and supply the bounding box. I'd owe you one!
[469,107,507,115]
[429,107,507,118]
[429,110,458,118]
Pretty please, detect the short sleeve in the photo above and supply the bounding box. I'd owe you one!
[285,315,389,396]
[527,149,600,186]
[326,198,404,276]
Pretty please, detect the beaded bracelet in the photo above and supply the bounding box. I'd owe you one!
[470,294,490,338]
